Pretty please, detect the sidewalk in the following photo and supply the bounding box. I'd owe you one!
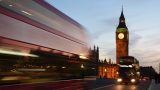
[147,80,160,90]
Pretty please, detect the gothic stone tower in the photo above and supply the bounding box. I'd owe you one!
[116,8,129,64]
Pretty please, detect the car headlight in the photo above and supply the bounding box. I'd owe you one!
[131,79,135,82]
[117,78,122,82]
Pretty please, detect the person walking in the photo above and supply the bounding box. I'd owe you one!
[100,75,101,79]
[155,72,158,84]
[158,73,160,83]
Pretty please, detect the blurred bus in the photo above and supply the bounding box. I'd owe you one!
[117,56,140,84]
[0,0,93,87]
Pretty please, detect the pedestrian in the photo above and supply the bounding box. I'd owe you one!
[158,73,160,83]
[100,75,101,79]
[155,72,158,84]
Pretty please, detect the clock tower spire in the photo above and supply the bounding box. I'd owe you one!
[118,7,127,28]
[116,7,129,64]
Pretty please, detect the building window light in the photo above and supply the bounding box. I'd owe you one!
[21,10,33,16]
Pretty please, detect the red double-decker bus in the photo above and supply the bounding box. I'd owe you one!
[117,56,140,84]
[0,0,93,89]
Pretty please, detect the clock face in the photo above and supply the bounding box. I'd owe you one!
[118,33,124,39]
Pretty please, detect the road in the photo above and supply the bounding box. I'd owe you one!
[84,79,151,90]
[0,79,151,90]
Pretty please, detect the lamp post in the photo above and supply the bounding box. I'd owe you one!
[105,68,107,79]
[81,64,84,78]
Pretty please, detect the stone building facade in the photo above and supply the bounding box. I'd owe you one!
[98,59,118,78]
[89,46,118,78]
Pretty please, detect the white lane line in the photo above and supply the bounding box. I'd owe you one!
[92,84,115,90]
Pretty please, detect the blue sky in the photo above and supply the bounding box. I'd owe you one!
[45,0,160,72]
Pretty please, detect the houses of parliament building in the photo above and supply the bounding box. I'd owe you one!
[89,45,118,78]
[90,8,155,79]
[89,8,128,78]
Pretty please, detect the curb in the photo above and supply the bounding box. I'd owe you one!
[146,80,153,90]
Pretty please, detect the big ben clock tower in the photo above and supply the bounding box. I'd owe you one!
[116,8,129,64]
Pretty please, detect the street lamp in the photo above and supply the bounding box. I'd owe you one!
[105,69,107,79]
[81,64,84,78]
[81,64,84,68]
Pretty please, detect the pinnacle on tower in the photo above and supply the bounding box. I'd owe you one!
[120,6,125,19]
[94,45,95,50]
[117,7,127,28]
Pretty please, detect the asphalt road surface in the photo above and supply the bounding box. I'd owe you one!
[0,79,151,90]
[84,79,151,90]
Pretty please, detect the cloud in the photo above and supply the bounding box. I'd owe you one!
[91,29,108,39]
[101,17,118,28]
[97,42,116,62]
[129,32,142,48]
[130,44,160,72]
[91,17,118,39]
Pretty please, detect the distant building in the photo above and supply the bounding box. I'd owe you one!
[89,46,118,78]
[89,45,99,62]
[140,66,156,79]
[98,59,118,78]
[88,45,99,76]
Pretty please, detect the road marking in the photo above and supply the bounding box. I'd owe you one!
[92,84,115,90]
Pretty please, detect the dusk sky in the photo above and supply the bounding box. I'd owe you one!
[45,0,160,72]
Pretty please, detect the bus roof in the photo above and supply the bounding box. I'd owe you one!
[118,55,139,64]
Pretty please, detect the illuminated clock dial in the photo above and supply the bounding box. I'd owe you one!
[118,33,124,39]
